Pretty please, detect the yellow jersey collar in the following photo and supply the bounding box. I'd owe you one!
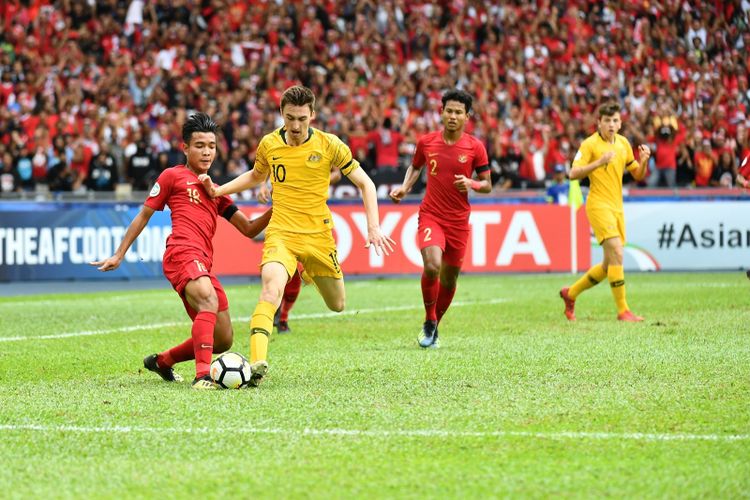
[280,127,314,145]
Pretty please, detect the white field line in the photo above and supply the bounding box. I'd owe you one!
[0,298,507,343]
[0,423,746,443]
[0,295,158,307]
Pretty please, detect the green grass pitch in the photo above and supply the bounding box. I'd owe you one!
[1,272,748,497]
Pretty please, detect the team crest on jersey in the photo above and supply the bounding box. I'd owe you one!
[308,153,322,163]
[149,182,160,197]
[458,155,468,163]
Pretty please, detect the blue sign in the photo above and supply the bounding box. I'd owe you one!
[0,203,171,281]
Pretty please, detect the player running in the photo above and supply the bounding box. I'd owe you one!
[389,89,491,348]
[200,85,395,385]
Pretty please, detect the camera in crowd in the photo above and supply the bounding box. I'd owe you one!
[658,125,674,139]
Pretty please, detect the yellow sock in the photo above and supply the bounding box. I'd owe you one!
[249,300,276,363]
[608,265,629,314]
[569,263,606,299]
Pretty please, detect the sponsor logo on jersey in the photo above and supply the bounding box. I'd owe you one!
[149,182,160,197]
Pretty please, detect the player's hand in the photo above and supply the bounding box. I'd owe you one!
[638,144,651,161]
[365,227,396,256]
[453,174,472,192]
[198,173,217,197]
[389,186,407,204]
[89,255,122,272]
[257,184,271,204]
[598,151,614,168]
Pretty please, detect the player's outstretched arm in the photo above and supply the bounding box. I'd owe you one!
[90,205,155,271]
[230,207,273,239]
[348,168,396,256]
[389,165,421,203]
[199,169,266,198]
[632,145,651,181]
[569,151,613,180]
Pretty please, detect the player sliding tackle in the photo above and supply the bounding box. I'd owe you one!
[200,85,395,385]
[91,113,271,390]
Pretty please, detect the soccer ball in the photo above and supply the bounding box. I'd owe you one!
[210,352,252,389]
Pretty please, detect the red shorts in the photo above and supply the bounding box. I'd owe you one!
[417,213,469,268]
[163,247,228,320]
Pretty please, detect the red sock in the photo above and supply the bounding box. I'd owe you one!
[436,285,456,323]
[192,311,217,378]
[280,271,302,322]
[421,273,439,322]
[158,338,194,368]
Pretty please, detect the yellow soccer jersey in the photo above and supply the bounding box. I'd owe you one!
[254,127,360,233]
[573,132,637,211]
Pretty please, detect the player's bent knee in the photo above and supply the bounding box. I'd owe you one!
[327,297,345,313]
[187,291,219,313]
[423,262,440,276]
[608,247,624,265]
[195,293,219,312]
[259,288,283,306]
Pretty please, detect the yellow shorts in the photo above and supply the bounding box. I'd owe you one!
[261,229,343,280]
[586,206,626,245]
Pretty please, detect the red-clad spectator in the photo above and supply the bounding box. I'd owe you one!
[692,139,717,187]
[368,117,404,171]
[68,140,93,191]
[648,103,681,188]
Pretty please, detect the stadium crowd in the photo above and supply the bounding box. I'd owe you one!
[1,0,749,196]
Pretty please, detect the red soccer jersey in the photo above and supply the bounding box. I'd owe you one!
[413,131,489,226]
[144,165,234,263]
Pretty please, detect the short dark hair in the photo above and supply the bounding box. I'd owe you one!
[441,89,473,114]
[182,112,219,144]
[281,85,316,113]
[598,102,621,118]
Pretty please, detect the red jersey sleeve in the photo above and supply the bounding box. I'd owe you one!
[472,139,490,173]
[144,169,174,211]
[412,136,426,169]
